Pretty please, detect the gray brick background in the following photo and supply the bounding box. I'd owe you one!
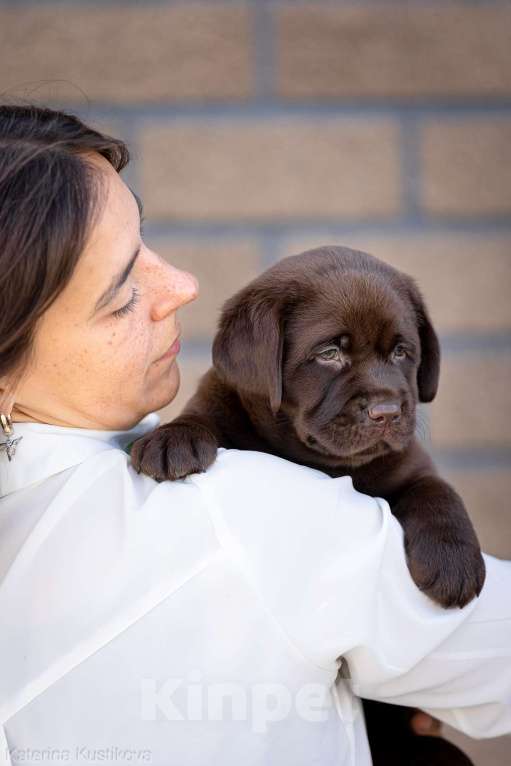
[1,2,509,762]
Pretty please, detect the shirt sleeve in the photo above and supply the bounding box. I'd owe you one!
[190,447,511,740]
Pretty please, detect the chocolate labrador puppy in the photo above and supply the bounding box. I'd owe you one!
[131,246,484,765]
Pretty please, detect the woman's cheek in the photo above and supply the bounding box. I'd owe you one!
[99,312,151,370]
[115,329,151,373]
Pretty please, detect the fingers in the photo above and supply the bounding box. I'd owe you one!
[410,711,442,737]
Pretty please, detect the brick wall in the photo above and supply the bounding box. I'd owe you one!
[1,3,510,761]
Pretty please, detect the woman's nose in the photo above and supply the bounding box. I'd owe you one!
[151,264,199,321]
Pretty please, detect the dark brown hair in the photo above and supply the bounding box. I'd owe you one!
[0,104,129,396]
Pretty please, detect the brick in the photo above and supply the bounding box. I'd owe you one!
[276,5,511,100]
[441,469,511,559]
[156,354,212,425]
[140,119,401,220]
[0,5,251,104]
[430,354,511,448]
[150,238,261,340]
[421,119,511,217]
[277,234,511,334]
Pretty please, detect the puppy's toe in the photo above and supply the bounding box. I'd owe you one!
[129,431,168,481]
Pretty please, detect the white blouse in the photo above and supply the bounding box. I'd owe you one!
[0,413,510,766]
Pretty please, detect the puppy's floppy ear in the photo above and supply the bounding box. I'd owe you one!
[404,277,441,403]
[212,283,286,414]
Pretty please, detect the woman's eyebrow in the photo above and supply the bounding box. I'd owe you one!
[89,189,144,320]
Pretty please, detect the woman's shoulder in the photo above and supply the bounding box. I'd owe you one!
[188,447,389,569]
[197,446,341,490]
[192,447,386,514]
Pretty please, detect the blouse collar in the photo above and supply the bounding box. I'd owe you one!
[0,412,161,498]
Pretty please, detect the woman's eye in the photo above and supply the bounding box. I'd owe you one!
[392,344,407,360]
[318,346,341,361]
[112,287,140,319]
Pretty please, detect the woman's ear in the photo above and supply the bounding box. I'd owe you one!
[212,283,286,414]
[404,277,441,403]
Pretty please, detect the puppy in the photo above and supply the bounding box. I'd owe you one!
[131,246,484,764]
[131,245,484,608]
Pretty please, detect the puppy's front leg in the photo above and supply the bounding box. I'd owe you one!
[391,476,485,608]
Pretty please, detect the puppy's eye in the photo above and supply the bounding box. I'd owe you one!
[392,344,407,361]
[318,345,342,362]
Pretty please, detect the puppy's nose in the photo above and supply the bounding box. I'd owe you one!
[367,402,401,424]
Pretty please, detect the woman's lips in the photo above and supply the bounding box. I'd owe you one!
[155,335,181,362]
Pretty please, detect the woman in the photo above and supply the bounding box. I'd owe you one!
[0,105,509,766]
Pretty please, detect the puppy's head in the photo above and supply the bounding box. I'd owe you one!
[212,246,440,467]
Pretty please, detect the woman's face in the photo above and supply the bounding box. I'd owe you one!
[7,152,199,430]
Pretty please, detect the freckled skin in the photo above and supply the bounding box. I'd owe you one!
[0,152,199,430]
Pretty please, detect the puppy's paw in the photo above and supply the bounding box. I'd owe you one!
[405,534,486,609]
[129,421,218,482]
